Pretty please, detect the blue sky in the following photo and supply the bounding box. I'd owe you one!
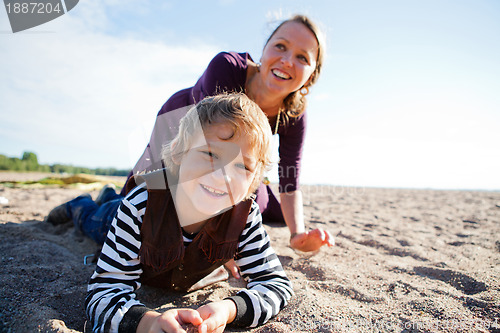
[1,0,499,190]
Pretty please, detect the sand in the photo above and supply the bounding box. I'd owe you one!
[0,172,499,332]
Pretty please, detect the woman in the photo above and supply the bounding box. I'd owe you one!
[126,15,334,256]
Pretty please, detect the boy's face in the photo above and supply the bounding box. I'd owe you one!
[175,121,257,222]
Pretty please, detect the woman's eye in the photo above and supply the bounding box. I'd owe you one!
[298,54,309,64]
[275,43,285,51]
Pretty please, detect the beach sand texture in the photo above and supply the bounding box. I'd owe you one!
[1,172,499,332]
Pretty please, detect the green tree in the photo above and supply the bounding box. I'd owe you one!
[22,151,39,171]
[0,151,129,175]
[0,154,9,170]
[11,158,24,171]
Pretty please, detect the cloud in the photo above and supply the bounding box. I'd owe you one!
[302,93,500,190]
[0,1,219,168]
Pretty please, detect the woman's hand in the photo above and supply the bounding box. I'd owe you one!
[136,309,203,333]
[196,300,237,333]
[290,228,334,252]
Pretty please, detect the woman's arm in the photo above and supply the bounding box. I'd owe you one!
[277,114,334,251]
[280,189,305,235]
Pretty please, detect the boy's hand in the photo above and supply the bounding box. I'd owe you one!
[224,259,241,279]
[137,309,203,333]
[290,228,334,252]
[196,300,237,333]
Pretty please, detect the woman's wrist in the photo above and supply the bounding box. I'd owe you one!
[290,231,306,242]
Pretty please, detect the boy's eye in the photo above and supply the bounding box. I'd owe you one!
[202,151,217,159]
[235,163,250,171]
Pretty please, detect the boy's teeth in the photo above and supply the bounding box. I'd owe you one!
[202,185,225,195]
[272,69,290,79]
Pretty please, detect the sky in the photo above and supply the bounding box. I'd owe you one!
[1,0,499,190]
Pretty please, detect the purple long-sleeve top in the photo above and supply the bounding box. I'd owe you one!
[132,51,306,193]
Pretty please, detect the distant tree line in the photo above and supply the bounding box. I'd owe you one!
[0,152,129,176]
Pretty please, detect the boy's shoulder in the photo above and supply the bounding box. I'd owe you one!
[124,182,148,205]
[125,169,175,203]
[248,199,260,215]
[242,199,262,227]
[132,169,172,190]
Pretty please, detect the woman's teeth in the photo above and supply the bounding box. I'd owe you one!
[272,69,291,80]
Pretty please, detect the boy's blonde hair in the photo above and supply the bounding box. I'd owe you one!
[161,93,272,199]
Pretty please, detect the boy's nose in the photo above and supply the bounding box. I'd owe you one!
[209,168,230,185]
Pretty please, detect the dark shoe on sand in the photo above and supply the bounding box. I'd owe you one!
[45,193,91,225]
[45,202,70,225]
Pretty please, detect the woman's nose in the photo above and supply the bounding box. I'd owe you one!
[281,53,292,67]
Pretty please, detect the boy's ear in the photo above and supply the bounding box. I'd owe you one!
[170,139,182,165]
[245,172,258,199]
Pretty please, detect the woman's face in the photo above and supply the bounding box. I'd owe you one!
[260,21,319,97]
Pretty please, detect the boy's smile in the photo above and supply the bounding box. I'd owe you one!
[173,121,257,227]
[200,184,227,197]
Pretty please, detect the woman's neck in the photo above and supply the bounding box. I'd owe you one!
[245,64,284,117]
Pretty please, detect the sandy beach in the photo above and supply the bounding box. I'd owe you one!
[1,172,499,332]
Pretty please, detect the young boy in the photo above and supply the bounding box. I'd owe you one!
[84,93,293,333]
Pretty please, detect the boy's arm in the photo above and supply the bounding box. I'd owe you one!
[226,201,294,328]
[85,186,150,333]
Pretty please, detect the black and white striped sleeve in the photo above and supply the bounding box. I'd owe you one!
[85,185,148,333]
[228,201,294,327]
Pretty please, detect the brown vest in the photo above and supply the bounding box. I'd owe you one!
[133,170,252,291]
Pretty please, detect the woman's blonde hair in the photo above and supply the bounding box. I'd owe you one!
[161,93,272,199]
[265,14,326,119]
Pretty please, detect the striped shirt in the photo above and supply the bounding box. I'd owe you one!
[85,184,293,333]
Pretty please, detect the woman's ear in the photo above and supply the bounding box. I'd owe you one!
[305,72,315,87]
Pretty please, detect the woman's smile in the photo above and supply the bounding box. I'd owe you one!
[271,68,292,80]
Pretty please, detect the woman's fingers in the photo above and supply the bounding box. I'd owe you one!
[290,229,335,252]
[323,229,335,247]
[310,228,335,247]
[290,231,319,251]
